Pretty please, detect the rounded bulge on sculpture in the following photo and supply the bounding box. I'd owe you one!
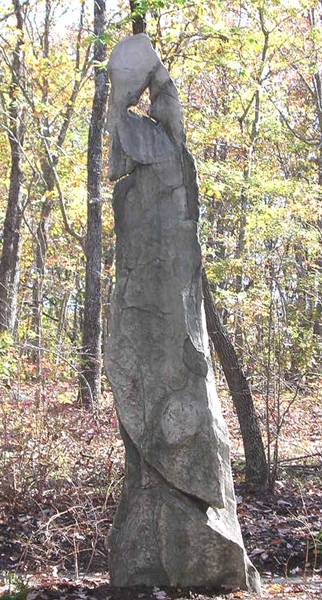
[160,390,205,446]
[145,381,226,509]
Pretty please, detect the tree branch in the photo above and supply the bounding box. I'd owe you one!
[42,137,85,250]
[271,99,318,147]
[0,0,29,23]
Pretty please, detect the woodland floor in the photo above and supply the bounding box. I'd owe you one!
[0,367,321,600]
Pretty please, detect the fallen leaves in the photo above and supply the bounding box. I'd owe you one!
[153,588,168,600]
[1,576,322,600]
[0,375,321,589]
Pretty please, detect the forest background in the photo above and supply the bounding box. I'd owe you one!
[0,0,322,595]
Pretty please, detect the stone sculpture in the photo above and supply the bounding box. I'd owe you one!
[105,34,260,592]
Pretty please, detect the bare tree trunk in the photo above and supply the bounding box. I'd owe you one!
[129,0,146,34]
[202,267,268,488]
[234,199,246,358]
[30,0,89,368]
[0,0,25,334]
[234,9,269,361]
[31,0,55,371]
[80,0,108,408]
[32,169,54,372]
[56,291,70,344]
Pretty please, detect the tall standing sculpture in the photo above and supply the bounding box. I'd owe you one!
[105,34,260,592]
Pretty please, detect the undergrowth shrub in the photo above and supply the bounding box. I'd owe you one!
[0,352,124,575]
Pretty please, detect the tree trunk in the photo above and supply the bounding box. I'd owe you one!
[233,10,269,361]
[0,0,25,334]
[129,0,146,34]
[30,0,89,368]
[80,0,108,408]
[234,199,246,358]
[32,170,54,372]
[31,0,54,370]
[202,267,268,488]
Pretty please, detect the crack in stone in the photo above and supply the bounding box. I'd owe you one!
[122,305,172,317]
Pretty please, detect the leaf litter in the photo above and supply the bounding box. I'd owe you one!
[0,377,321,599]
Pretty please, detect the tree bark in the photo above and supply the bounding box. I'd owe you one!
[32,189,53,371]
[202,267,268,488]
[234,10,269,360]
[31,0,55,371]
[80,0,108,408]
[0,0,25,334]
[30,0,89,369]
[129,0,146,34]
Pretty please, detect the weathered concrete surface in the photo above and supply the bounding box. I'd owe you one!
[105,34,260,592]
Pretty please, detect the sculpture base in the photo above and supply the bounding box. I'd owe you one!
[108,434,260,593]
[108,484,260,592]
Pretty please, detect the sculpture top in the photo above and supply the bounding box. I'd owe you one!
[107,34,186,181]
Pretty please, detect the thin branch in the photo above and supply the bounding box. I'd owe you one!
[55,5,92,155]
[271,98,318,146]
[291,62,315,98]
[0,0,29,24]
[0,117,42,179]
[42,137,85,250]
[0,43,36,113]
[238,92,256,130]
[279,452,322,464]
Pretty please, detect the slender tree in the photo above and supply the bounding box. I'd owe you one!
[32,0,90,372]
[129,0,146,34]
[202,268,268,487]
[234,7,270,358]
[0,0,91,366]
[80,0,108,407]
[0,0,25,333]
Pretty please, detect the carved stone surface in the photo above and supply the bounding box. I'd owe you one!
[105,34,260,592]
